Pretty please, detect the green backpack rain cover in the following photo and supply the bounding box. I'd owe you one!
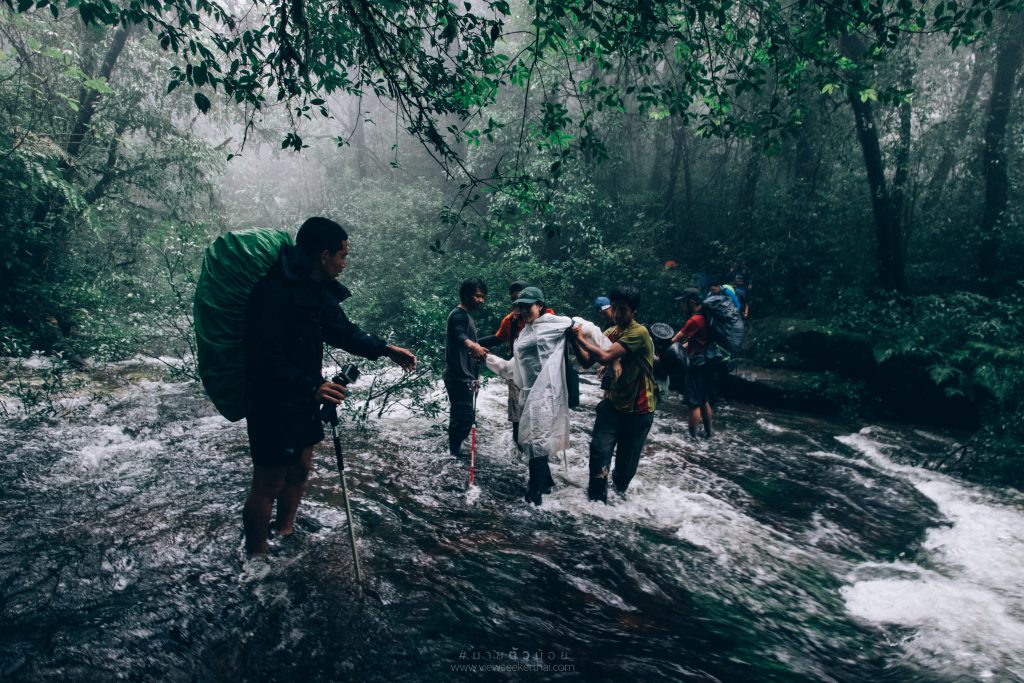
[193,228,293,421]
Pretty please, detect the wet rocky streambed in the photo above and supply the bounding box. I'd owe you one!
[2,360,1023,681]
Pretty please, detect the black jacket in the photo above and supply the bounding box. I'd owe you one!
[243,245,388,448]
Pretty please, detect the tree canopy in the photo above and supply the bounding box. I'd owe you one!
[6,0,1018,178]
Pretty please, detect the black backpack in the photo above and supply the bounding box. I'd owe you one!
[702,294,745,356]
[564,328,581,409]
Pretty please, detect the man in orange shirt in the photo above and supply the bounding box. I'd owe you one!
[481,281,530,350]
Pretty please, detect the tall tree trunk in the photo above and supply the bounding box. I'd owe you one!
[793,107,817,188]
[841,34,908,291]
[681,128,693,210]
[978,14,1024,294]
[741,144,761,215]
[661,120,685,217]
[925,50,988,203]
[891,52,915,277]
[351,99,368,179]
[649,122,670,193]
[665,122,694,257]
[65,26,130,161]
[848,91,906,290]
[792,95,832,194]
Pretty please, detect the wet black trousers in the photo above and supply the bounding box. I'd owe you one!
[588,399,655,494]
[444,377,475,456]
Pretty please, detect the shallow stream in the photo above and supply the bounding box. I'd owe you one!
[2,362,1022,681]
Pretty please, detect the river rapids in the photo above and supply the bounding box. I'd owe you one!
[2,359,1023,681]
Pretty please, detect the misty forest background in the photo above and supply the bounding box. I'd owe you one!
[1,0,1022,484]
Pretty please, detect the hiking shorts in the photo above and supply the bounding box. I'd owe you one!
[683,365,711,408]
[246,415,323,468]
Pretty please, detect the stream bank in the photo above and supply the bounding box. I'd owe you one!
[715,316,1018,489]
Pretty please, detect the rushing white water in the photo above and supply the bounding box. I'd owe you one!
[370,373,1024,679]
[839,429,1024,680]
[3,361,1023,681]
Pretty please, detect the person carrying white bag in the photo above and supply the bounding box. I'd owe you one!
[485,287,608,505]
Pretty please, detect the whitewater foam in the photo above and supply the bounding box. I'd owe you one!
[839,429,1024,678]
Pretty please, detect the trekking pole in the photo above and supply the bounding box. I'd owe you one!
[469,379,480,489]
[330,417,363,589]
[321,367,363,591]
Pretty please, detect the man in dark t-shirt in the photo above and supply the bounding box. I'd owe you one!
[444,278,489,456]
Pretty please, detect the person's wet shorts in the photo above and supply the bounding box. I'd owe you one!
[682,365,709,408]
[246,417,322,468]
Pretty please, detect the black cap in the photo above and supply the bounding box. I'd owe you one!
[675,288,701,302]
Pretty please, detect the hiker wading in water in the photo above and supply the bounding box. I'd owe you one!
[242,217,416,555]
[485,287,593,506]
[479,280,541,453]
[572,285,657,503]
[443,278,489,458]
[672,288,714,439]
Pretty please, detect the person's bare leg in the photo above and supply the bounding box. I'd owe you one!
[688,407,701,438]
[243,465,287,554]
[700,402,714,437]
[273,447,314,537]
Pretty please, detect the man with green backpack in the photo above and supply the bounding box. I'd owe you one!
[197,217,416,555]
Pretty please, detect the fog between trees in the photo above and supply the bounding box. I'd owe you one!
[2,0,1022,480]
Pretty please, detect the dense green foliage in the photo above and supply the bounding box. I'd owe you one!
[0,14,221,361]
[833,291,1024,485]
[1,1,1022,482]
[4,0,1020,209]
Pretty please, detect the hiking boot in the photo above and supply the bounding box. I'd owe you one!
[587,476,608,504]
[688,425,698,439]
[702,424,713,439]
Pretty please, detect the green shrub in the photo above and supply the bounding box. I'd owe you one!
[830,289,1024,487]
